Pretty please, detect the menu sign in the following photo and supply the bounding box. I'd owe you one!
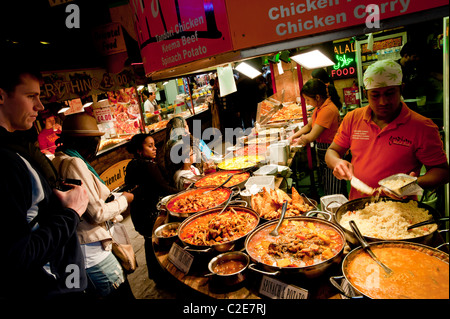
[226,0,449,50]
[129,0,233,75]
[259,275,309,299]
[168,243,194,274]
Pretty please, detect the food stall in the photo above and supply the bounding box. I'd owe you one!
[126,0,450,301]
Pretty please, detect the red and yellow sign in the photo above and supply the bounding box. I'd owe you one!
[224,0,448,50]
[129,0,233,75]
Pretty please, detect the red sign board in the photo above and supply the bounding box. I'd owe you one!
[226,0,448,50]
[129,0,233,75]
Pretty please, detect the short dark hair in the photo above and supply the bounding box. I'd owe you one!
[0,50,42,93]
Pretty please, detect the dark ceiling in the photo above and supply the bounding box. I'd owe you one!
[0,0,142,72]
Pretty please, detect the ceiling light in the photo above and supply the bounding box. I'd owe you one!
[163,81,169,85]
[83,102,93,108]
[40,41,50,45]
[290,49,334,69]
[235,62,261,79]
[137,85,144,91]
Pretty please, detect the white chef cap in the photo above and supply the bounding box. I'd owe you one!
[363,59,403,90]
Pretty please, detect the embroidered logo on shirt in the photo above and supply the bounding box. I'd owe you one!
[389,135,412,147]
[352,130,370,140]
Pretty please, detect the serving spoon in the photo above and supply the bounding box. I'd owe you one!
[407,217,449,230]
[349,220,393,276]
[269,200,288,237]
[203,173,234,194]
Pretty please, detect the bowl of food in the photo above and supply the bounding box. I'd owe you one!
[207,251,250,285]
[378,173,419,197]
[154,222,180,247]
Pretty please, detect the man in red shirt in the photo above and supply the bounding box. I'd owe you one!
[325,59,448,200]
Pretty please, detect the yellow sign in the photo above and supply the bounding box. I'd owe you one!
[100,159,131,191]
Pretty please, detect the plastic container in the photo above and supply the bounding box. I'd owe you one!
[320,194,348,215]
[253,164,278,176]
[245,176,275,190]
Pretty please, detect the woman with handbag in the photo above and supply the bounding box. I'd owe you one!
[125,133,178,280]
[52,112,135,299]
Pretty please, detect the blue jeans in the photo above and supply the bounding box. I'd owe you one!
[86,253,125,297]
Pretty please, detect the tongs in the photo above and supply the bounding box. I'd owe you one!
[407,217,449,230]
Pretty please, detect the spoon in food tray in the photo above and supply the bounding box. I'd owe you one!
[204,173,234,194]
[269,200,288,237]
[350,176,375,195]
[208,196,234,227]
[349,220,393,276]
[407,217,449,231]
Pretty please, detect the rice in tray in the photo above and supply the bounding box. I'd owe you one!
[340,200,437,239]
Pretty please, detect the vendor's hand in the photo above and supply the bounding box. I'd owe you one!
[54,185,89,218]
[376,187,409,200]
[333,159,353,180]
[291,138,301,146]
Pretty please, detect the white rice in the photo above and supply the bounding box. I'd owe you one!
[340,200,437,239]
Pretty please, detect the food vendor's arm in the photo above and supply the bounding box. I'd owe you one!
[325,142,353,180]
[296,124,325,146]
[288,118,312,144]
[415,162,449,190]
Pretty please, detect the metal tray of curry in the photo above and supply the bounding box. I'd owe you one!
[178,205,260,253]
[245,216,346,278]
[194,170,250,189]
[166,186,235,218]
[332,241,449,299]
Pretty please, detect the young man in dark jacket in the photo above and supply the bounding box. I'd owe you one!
[0,53,89,299]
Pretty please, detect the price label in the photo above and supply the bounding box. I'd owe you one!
[93,107,113,123]
[168,243,194,274]
[259,275,308,299]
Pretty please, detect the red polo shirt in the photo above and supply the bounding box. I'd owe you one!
[311,98,340,144]
[333,103,447,199]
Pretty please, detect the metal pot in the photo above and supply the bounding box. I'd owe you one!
[153,222,180,247]
[165,186,238,218]
[156,194,176,212]
[334,197,445,246]
[194,170,250,190]
[206,251,250,286]
[330,241,449,299]
[245,213,346,279]
[178,205,260,253]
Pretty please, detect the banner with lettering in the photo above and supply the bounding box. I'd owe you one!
[40,68,136,103]
[129,0,233,75]
[225,0,448,50]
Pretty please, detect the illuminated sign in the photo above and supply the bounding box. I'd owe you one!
[329,41,356,79]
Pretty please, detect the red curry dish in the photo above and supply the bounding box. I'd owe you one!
[179,208,258,246]
[247,219,344,268]
[167,187,231,215]
[195,171,250,188]
[345,243,449,299]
